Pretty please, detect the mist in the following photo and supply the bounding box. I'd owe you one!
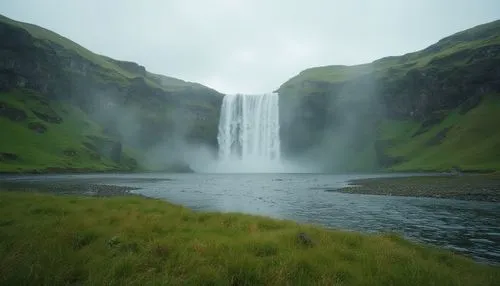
[82,70,386,174]
[85,89,220,172]
[278,65,384,173]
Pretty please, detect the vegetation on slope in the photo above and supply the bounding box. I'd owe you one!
[280,20,500,90]
[0,14,210,93]
[277,19,500,172]
[0,191,498,285]
[0,14,222,173]
[378,94,500,172]
[0,89,137,173]
[319,94,500,173]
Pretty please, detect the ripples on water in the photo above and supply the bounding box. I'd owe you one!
[3,173,499,264]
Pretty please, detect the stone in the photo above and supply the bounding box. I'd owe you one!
[85,136,122,163]
[63,149,78,157]
[31,109,62,124]
[0,152,18,161]
[107,236,120,248]
[27,121,47,133]
[0,102,27,121]
[297,232,314,247]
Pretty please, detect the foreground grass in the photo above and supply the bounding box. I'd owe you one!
[0,192,498,285]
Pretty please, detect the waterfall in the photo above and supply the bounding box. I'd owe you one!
[216,93,282,172]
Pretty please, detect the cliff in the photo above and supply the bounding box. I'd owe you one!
[0,14,223,173]
[277,20,500,172]
[2,13,499,173]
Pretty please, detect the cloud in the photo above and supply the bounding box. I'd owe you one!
[1,0,499,93]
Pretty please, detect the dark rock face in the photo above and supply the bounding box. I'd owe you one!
[85,136,122,163]
[63,149,78,157]
[0,102,27,121]
[0,152,18,161]
[110,142,122,163]
[279,75,381,162]
[278,43,500,169]
[279,93,330,154]
[374,140,405,168]
[459,94,483,114]
[31,109,62,124]
[107,59,146,76]
[426,127,452,146]
[380,52,500,121]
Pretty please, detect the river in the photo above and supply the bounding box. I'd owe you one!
[1,172,499,264]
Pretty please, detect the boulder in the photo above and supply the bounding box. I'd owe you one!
[0,152,18,161]
[0,102,27,121]
[297,232,314,247]
[28,121,47,133]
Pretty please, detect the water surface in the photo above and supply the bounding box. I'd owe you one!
[2,172,499,264]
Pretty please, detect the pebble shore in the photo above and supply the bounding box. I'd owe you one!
[335,174,500,202]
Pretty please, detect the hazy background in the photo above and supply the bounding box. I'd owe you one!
[1,0,499,94]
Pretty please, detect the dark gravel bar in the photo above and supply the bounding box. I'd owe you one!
[335,173,500,202]
[0,181,140,197]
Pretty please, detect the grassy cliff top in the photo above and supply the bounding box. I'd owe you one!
[0,190,498,285]
[0,14,216,93]
[279,19,500,91]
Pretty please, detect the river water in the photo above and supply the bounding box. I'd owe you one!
[2,172,499,264]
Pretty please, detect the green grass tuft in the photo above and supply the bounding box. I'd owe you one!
[0,191,498,285]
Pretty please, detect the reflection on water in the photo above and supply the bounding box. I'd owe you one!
[2,173,499,264]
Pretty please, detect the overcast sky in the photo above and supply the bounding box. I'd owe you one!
[1,1,499,94]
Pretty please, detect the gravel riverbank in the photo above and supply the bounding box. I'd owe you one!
[335,173,500,202]
[0,181,139,197]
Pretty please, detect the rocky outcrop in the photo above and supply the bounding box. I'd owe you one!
[27,121,47,133]
[0,101,27,121]
[85,136,124,163]
[379,47,500,121]
[32,109,62,124]
[0,152,18,161]
[106,58,146,77]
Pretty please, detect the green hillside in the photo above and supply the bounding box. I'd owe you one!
[0,89,137,173]
[278,19,500,172]
[379,94,500,172]
[0,14,222,173]
[280,20,500,90]
[0,14,209,93]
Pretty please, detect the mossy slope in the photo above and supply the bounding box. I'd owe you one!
[0,90,137,173]
[0,14,223,173]
[278,19,500,172]
[379,94,500,171]
[280,20,500,90]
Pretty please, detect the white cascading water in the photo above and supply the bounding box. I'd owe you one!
[216,93,282,172]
